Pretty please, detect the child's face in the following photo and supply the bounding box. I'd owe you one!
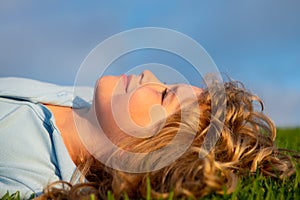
[94,70,202,140]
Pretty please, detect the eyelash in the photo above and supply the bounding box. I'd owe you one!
[161,88,168,103]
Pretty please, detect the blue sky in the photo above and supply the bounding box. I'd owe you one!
[0,1,300,127]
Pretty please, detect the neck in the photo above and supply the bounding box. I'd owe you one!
[45,104,90,165]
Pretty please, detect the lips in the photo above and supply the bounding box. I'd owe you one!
[122,74,132,92]
[122,74,127,88]
[121,74,140,92]
[127,75,132,86]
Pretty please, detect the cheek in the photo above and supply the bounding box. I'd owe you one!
[129,89,166,127]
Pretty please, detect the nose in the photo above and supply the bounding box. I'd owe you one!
[141,70,163,84]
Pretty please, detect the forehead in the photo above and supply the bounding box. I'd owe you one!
[161,84,202,112]
[169,84,203,98]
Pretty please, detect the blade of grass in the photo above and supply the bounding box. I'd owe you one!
[107,191,114,200]
[167,191,174,200]
[146,176,151,200]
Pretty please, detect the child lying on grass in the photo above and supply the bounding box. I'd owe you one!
[0,70,299,199]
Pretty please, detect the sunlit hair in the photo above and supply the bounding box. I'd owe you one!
[40,80,298,200]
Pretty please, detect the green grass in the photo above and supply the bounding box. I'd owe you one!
[0,191,20,200]
[276,128,300,150]
[1,128,300,200]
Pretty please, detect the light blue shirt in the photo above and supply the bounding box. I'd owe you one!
[0,77,94,199]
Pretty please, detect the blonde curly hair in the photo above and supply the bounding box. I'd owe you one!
[40,81,298,200]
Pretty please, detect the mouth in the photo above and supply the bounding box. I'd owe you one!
[122,74,133,92]
[122,74,143,92]
[126,75,133,92]
[121,74,127,90]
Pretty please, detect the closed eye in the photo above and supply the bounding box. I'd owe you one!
[161,88,168,103]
